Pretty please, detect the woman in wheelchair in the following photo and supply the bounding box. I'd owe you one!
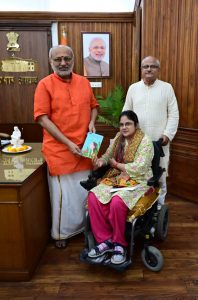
[87,110,154,265]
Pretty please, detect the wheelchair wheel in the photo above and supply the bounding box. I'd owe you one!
[156,204,169,241]
[141,246,164,272]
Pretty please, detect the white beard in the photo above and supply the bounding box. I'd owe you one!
[51,62,74,78]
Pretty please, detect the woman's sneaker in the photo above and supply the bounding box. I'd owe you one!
[111,244,126,264]
[88,240,113,258]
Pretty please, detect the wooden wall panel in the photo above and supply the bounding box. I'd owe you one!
[140,0,198,202]
[0,30,50,123]
[141,0,198,129]
[58,18,135,98]
[168,128,198,202]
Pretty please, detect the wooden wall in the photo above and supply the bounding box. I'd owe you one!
[0,12,138,101]
[140,0,198,202]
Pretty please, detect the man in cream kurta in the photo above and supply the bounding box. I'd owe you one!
[123,56,179,204]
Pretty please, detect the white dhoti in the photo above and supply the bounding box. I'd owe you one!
[47,169,90,240]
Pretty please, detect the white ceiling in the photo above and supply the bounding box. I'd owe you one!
[0,0,135,12]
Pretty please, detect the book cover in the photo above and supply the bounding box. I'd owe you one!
[81,132,104,159]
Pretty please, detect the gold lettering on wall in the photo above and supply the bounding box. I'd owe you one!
[18,77,38,84]
[0,76,15,84]
[1,58,38,72]
[0,76,38,85]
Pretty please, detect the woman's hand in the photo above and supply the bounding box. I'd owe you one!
[109,158,118,168]
[109,158,126,172]
[118,171,130,180]
[92,157,105,169]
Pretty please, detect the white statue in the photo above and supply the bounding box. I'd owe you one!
[11,126,24,148]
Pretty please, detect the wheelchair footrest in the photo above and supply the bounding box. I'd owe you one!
[80,248,132,271]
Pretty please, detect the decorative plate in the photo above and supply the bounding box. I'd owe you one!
[1,145,32,154]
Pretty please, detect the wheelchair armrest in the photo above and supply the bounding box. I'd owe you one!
[80,176,97,191]
[91,165,110,179]
[80,165,110,191]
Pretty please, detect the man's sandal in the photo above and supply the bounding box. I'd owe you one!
[54,239,68,249]
[88,240,113,258]
[111,244,126,264]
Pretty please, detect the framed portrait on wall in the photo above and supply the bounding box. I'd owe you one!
[81,32,111,78]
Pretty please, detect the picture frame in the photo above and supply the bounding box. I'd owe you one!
[81,32,111,78]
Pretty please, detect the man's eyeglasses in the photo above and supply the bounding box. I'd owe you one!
[52,56,73,63]
[119,122,134,128]
[141,64,159,69]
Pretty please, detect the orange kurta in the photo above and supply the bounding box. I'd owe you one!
[34,72,99,176]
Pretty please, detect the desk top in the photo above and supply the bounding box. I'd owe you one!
[0,143,44,184]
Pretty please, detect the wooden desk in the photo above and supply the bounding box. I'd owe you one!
[0,143,50,281]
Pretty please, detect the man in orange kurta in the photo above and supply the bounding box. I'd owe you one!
[34,45,98,248]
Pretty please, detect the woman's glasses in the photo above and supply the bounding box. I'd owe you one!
[119,122,134,128]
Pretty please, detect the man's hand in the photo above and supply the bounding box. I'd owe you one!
[162,135,169,146]
[88,120,96,133]
[67,141,82,156]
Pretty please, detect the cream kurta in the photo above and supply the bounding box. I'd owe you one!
[123,79,179,175]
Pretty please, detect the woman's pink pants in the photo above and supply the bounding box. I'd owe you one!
[88,192,128,247]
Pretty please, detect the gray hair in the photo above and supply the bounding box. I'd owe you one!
[141,56,160,68]
[49,45,74,59]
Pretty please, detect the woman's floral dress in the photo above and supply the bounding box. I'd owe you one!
[90,134,154,210]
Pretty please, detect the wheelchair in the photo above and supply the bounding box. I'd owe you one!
[80,139,169,272]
